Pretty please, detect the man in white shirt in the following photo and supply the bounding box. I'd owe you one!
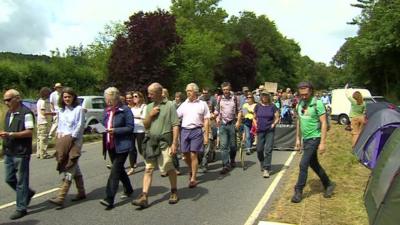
[177,83,210,188]
[36,87,53,159]
[48,83,63,139]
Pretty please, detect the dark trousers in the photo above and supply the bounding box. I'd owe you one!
[106,150,133,204]
[256,130,274,171]
[294,138,331,191]
[129,133,145,168]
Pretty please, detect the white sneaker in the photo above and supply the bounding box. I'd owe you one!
[263,170,270,178]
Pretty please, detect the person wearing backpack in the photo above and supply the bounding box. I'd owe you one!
[291,81,335,203]
[214,82,242,175]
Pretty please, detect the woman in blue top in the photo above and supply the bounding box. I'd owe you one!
[253,91,280,178]
[100,87,135,209]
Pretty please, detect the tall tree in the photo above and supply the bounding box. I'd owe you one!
[334,0,400,100]
[107,10,180,92]
[171,0,228,91]
[215,39,258,90]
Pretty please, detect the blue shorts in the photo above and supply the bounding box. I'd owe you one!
[180,127,204,153]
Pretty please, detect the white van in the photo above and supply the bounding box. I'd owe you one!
[331,88,372,125]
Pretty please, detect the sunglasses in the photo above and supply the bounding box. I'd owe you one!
[301,103,315,115]
[301,105,307,115]
[247,96,253,99]
[3,97,14,103]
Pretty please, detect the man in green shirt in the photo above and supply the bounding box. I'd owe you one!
[132,83,180,208]
[291,81,335,203]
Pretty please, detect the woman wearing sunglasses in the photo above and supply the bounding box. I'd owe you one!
[127,91,147,175]
[253,91,280,178]
[242,94,257,155]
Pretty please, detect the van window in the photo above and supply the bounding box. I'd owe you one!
[92,98,106,109]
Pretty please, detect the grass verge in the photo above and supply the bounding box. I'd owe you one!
[265,124,370,225]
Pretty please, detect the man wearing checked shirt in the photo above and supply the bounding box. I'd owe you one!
[214,82,242,175]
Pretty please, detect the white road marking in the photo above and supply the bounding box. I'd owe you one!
[0,188,59,210]
[244,151,297,225]
[0,141,101,209]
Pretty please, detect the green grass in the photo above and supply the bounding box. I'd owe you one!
[265,124,370,225]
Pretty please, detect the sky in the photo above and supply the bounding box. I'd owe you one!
[0,0,361,64]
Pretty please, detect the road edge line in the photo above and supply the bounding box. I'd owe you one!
[0,188,59,210]
[244,151,297,225]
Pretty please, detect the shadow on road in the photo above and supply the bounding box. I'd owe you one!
[270,164,286,176]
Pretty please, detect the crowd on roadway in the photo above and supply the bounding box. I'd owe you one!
[0,80,336,220]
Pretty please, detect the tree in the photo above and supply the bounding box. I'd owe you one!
[171,0,228,91]
[215,39,258,90]
[107,10,181,92]
[334,0,400,100]
[225,11,302,89]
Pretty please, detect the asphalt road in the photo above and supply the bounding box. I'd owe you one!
[0,142,294,225]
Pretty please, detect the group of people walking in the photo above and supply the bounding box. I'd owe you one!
[1,80,336,220]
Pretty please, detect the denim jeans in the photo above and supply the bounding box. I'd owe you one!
[294,138,331,191]
[256,130,274,170]
[219,122,237,167]
[243,124,252,151]
[4,155,33,212]
[106,151,133,204]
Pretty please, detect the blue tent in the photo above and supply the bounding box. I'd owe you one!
[353,104,400,169]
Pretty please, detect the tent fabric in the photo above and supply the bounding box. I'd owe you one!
[364,128,400,225]
[353,107,400,169]
[366,102,400,119]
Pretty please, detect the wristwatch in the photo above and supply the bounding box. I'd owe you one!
[9,132,14,137]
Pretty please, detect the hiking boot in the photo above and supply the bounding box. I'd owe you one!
[49,180,72,208]
[323,182,336,198]
[219,167,230,175]
[9,210,27,220]
[132,193,148,208]
[291,189,303,203]
[263,170,270,178]
[168,192,179,204]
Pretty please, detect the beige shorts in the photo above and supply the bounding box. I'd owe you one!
[144,147,174,173]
